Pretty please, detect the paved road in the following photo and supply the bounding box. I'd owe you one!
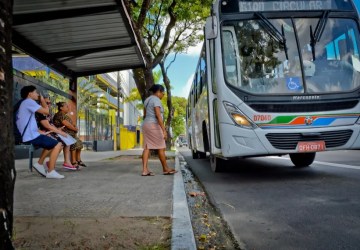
[179,149,360,250]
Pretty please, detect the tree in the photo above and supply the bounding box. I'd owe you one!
[0,0,15,248]
[168,96,187,138]
[77,77,103,113]
[124,0,212,149]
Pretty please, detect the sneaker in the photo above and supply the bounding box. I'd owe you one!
[46,170,65,179]
[63,163,77,171]
[32,162,47,177]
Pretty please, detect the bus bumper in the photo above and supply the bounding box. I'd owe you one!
[219,123,360,158]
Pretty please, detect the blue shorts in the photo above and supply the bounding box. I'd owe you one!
[29,135,59,150]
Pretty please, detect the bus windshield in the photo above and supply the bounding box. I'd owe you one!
[222,17,360,94]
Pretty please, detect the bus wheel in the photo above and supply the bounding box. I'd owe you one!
[289,153,316,168]
[192,150,199,159]
[198,152,207,159]
[210,155,223,172]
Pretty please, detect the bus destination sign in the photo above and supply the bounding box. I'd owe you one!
[239,0,332,12]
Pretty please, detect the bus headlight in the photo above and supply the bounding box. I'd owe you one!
[223,101,256,129]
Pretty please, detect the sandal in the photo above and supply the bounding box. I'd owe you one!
[72,162,80,170]
[163,169,177,175]
[141,172,155,176]
[77,160,87,167]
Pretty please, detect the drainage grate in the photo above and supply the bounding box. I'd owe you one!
[265,130,353,150]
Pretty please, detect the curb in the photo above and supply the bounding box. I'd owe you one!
[171,151,197,250]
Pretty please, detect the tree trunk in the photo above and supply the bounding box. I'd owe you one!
[160,61,173,150]
[132,65,155,103]
[0,0,15,249]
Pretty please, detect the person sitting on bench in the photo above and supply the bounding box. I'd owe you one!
[16,85,64,179]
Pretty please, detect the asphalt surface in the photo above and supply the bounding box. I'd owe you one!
[180,148,360,250]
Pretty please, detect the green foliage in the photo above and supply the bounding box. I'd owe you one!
[125,0,211,140]
[125,0,212,95]
[153,70,162,84]
[77,77,103,114]
[124,87,144,110]
[169,96,187,138]
[32,71,103,114]
[161,96,186,138]
[138,0,212,58]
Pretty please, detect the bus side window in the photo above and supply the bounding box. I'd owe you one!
[193,74,197,104]
[197,66,202,98]
[191,87,195,107]
[200,48,206,92]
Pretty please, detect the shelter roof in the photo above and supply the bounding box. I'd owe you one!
[12,0,145,78]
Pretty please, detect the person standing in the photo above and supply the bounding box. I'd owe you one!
[16,85,64,179]
[141,84,177,176]
[53,102,86,168]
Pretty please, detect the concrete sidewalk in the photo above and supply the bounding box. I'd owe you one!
[14,149,195,249]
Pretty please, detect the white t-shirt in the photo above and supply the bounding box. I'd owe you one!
[16,98,41,142]
[143,95,164,124]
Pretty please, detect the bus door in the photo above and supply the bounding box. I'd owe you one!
[205,16,222,155]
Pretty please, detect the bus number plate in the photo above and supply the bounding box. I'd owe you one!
[297,141,326,152]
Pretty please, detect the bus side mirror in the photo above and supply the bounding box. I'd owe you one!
[205,16,218,40]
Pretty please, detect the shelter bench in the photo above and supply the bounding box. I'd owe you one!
[15,143,34,172]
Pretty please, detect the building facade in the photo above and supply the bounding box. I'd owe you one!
[13,56,142,150]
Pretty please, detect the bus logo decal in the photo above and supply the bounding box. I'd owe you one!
[304,116,314,126]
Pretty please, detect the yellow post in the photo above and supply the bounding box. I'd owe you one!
[113,125,117,151]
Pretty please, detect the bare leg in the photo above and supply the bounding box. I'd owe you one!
[47,143,63,172]
[38,149,50,164]
[76,149,81,162]
[71,150,77,164]
[142,145,151,175]
[63,146,72,165]
[158,148,175,173]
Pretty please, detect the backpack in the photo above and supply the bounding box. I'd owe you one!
[13,99,32,145]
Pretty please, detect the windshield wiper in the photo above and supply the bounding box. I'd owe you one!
[310,10,329,61]
[255,13,288,60]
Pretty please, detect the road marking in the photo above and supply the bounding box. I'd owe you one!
[313,161,360,170]
[268,156,360,170]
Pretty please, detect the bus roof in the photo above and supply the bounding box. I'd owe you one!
[220,0,355,14]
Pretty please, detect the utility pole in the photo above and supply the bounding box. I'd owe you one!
[116,71,121,150]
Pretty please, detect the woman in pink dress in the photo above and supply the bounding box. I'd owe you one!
[141,84,177,176]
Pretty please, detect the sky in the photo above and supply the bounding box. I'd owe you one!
[161,43,202,98]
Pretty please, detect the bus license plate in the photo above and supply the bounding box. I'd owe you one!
[297,141,326,152]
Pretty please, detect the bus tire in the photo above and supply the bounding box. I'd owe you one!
[210,155,223,172]
[192,150,199,159]
[202,122,210,152]
[289,152,316,168]
[198,152,207,159]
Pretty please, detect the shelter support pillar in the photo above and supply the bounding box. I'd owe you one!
[0,0,15,248]
[116,71,121,150]
[68,77,78,126]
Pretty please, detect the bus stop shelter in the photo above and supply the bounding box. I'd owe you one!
[11,0,145,137]
[0,2,145,247]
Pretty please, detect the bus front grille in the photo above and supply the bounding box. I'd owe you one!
[265,130,353,150]
[250,101,358,113]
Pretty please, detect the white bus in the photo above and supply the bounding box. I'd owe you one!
[187,0,360,172]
